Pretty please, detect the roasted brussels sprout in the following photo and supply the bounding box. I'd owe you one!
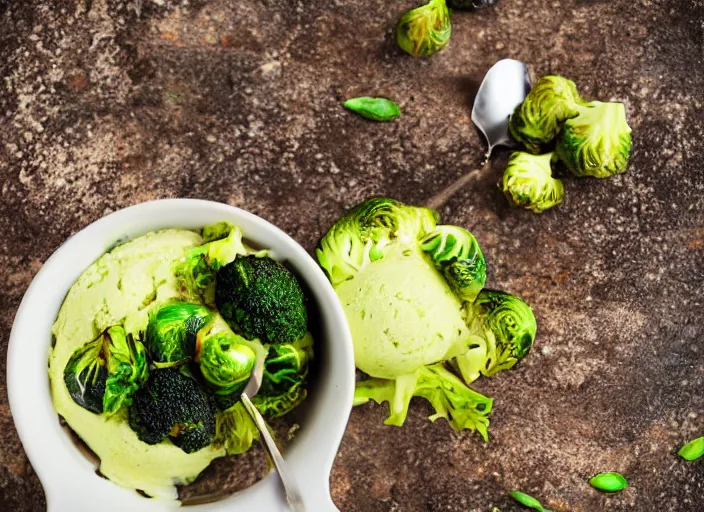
[451,289,536,385]
[215,255,308,345]
[252,333,314,418]
[63,326,148,416]
[215,402,260,455]
[501,151,564,213]
[144,302,213,367]
[556,100,632,178]
[128,367,216,454]
[196,331,256,396]
[420,224,486,302]
[397,0,452,58]
[194,317,267,410]
[175,222,248,303]
[509,76,585,153]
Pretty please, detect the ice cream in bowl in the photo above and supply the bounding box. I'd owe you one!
[7,199,355,512]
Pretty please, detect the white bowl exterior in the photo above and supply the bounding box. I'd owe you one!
[7,199,355,512]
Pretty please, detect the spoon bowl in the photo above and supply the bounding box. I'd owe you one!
[471,58,531,158]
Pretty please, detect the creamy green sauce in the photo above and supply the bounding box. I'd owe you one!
[49,229,226,501]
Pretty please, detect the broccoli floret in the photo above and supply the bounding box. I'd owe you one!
[128,368,216,454]
[215,255,307,345]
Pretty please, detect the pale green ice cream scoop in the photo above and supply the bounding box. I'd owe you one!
[335,244,471,379]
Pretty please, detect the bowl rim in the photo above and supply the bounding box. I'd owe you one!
[7,198,355,512]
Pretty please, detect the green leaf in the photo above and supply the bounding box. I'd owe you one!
[509,490,548,511]
[678,437,704,461]
[588,472,628,493]
[343,97,400,121]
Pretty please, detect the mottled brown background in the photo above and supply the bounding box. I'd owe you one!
[1,0,703,510]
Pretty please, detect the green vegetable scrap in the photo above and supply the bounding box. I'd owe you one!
[317,197,535,437]
[397,0,451,58]
[588,472,629,493]
[556,100,632,178]
[678,437,704,461]
[510,490,550,511]
[63,325,148,416]
[344,97,401,121]
[501,152,564,213]
[354,363,492,439]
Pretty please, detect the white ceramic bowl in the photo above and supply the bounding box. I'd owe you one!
[7,199,355,512]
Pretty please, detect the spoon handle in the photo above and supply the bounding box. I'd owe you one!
[426,159,491,211]
[240,392,306,512]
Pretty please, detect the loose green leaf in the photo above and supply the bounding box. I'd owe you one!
[589,472,628,493]
[509,490,548,511]
[343,97,400,121]
[678,437,704,461]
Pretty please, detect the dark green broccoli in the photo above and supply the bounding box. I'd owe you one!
[215,255,307,345]
[128,367,216,454]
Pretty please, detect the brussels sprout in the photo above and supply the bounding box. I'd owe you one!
[397,0,452,58]
[451,289,536,385]
[144,302,213,367]
[193,315,267,409]
[175,222,249,303]
[317,197,439,287]
[196,331,257,397]
[354,363,492,439]
[252,333,314,418]
[63,326,148,416]
[420,225,486,302]
[509,76,585,153]
[215,402,260,455]
[501,151,564,213]
[556,100,632,178]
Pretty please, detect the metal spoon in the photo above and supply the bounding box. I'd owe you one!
[240,351,306,512]
[426,59,531,210]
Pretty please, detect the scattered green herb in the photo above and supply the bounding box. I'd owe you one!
[343,97,401,121]
[509,490,549,511]
[589,472,628,493]
[678,437,704,461]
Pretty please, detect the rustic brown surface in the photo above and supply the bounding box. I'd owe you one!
[1,0,703,510]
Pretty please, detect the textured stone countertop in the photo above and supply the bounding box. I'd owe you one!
[1,0,703,510]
